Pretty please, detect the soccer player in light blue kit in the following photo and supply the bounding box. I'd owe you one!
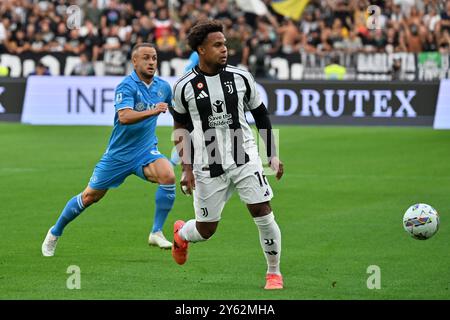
[42,43,176,256]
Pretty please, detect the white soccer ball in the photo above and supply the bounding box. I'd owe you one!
[403,203,440,240]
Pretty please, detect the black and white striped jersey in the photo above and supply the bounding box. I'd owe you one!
[172,65,263,177]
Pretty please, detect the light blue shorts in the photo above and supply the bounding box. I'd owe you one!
[88,147,166,190]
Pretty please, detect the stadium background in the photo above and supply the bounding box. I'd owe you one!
[1,0,450,301]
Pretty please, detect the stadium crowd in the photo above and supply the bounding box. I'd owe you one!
[0,0,449,75]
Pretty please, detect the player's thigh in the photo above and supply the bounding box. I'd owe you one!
[142,158,175,184]
[193,174,232,222]
[134,147,173,184]
[88,156,131,190]
[230,161,273,205]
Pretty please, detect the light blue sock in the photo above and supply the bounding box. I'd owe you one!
[152,184,175,233]
[51,193,86,236]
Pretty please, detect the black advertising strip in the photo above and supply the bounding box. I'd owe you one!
[0,78,27,122]
[258,80,440,126]
[1,300,449,318]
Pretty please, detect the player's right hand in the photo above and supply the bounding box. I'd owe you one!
[180,168,195,196]
[152,102,168,115]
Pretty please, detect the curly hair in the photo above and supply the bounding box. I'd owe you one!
[187,20,224,52]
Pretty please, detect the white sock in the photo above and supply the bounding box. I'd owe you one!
[179,219,206,242]
[253,212,281,275]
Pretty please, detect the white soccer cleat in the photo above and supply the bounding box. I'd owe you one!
[148,231,172,249]
[42,226,59,257]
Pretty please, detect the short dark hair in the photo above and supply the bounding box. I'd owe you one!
[131,42,156,57]
[187,20,224,52]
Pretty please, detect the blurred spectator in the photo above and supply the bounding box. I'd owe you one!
[343,30,363,53]
[84,0,102,27]
[395,0,416,17]
[39,19,55,44]
[331,0,353,29]
[439,29,450,54]
[302,27,321,54]
[436,1,450,37]
[278,18,301,54]
[153,7,172,41]
[390,57,402,80]
[423,32,438,52]
[402,18,423,52]
[71,52,95,76]
[48,22,67,52]
[101,0,121,28]
[225,27,244,64]
[64,29,86,55]
[102,25,127,75]
[353,0,370,36]
[9,28,30,54]
[102,26,122,51]
[242,18,279,71]
[29,62,51,76]
[214,0,235,29]
[324,55,346,80]
[300,10,319,35]
[0,56,10,76]
[80,20,102,61]
[423,5,441,33]
[156,28,177,53]
[0,16,9,53]
[322,18,349,52]
[385,27,401,53]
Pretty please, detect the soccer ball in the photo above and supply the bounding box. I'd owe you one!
[403,203,440,240]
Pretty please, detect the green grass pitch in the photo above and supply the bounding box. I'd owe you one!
[0,123,449,299]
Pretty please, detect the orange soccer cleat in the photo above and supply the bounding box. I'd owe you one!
[264,273,284,290]
[172,220,189,265]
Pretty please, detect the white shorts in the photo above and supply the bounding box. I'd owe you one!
[192,159,273,222]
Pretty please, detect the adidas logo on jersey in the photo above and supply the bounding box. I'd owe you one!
[196,90,209,100]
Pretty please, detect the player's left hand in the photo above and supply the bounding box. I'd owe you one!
[270,156,284,180]
[152,102,168,115]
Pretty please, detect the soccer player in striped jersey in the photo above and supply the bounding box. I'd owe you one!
[170,20,285,290]
[41,43,177,256]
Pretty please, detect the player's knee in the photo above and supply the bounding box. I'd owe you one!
[82,192,103,206]
[158,171,176,185]
[248,202,272,217]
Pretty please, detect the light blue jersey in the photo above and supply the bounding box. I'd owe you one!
[105,70,172,162]
[89,70,172,190]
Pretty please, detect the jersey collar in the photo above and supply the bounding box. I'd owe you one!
[131,70,157,86]
[194,65,225,77]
